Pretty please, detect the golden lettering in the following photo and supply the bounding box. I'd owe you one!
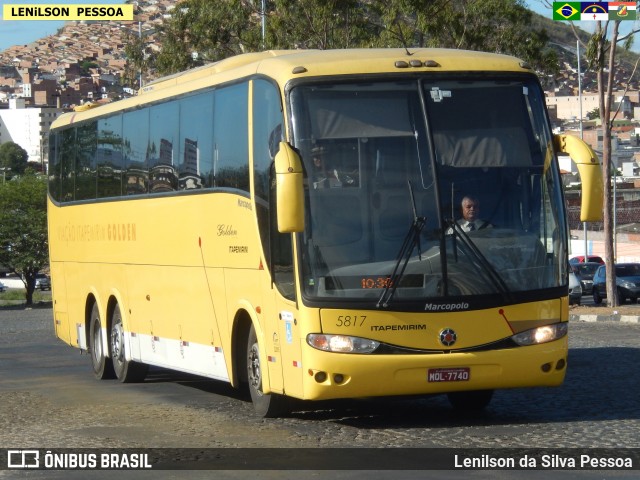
[58,222,138,242]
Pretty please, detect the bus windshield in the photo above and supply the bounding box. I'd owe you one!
[291,77,566,308]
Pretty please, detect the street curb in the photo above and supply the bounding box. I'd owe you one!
[569,314,640,323]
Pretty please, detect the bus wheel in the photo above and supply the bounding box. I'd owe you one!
[89,303,115,380]
[447,390,494,411]
[110,304,148,383]
[246,324,290,418]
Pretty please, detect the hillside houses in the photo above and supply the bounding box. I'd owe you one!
[0,1,175,166]
[0,0,175,108]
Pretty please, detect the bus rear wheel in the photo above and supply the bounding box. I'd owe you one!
[246,324,290,418]
[447,389,494,411]
[89,303,115,380]
[110,304,148,383]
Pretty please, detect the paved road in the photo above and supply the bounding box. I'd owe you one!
[1,306,639,479]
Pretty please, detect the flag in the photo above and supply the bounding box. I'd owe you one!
[553,2,581,20]
[581,2,609,21]
[609,2,637,20]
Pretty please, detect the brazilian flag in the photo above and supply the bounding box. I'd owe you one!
[553,2,581,20]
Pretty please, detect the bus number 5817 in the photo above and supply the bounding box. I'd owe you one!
[336,315,366,328]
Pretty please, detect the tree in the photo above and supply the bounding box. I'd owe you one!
[140,0,560,77]
[369,0,558,76]
[586,107,600,120]
[0,142,29,177]
[582,21,640,306]
[153,0,262,75]
[530,1,640,307]
[269,0,375,50]
[0,171,49,306]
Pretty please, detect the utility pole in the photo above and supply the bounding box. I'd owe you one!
[577,40,589,261]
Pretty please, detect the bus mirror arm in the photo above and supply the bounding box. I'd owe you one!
[553,134,604,222]
[274,142,305,233]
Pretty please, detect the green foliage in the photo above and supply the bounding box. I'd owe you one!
[0,142,29,177]
[370,0,559,76]
[269,0,374,50]
[154,0,262,75]
[0,173,49,306]
[587,107,600,120]
[135,0,561,77]
[80,60,99,75]
[0,289,50,304]
[586,30,606,71]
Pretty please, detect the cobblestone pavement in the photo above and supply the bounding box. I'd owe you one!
[1,307,639,479]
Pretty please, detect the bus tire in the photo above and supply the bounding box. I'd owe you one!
[110,304,148,383]
[447,389,494,411]
[89,303,115,380]
[246,324,290,418]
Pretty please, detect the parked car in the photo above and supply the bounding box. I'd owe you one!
[569,269,582,305]
[35,274,51,291]
[592,263,640,304]
[569,255,604,265]
[571,262,601,295]
[0,281,5,293]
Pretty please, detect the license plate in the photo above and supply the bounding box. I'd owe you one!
[427,367,470,382]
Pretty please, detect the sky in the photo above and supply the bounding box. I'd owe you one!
[0,0,127,51]
[526,0,640,53]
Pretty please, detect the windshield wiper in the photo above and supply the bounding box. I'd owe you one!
[446,220,512,300]
[377,182,426,308]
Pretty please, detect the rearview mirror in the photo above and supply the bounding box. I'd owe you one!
[274,142,304,233]
[554,134,603,222]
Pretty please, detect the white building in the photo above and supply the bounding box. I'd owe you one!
[546,93,633,121]
[546,93,600,121]
[0,98,62,167]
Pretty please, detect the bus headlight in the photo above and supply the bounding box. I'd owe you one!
[511,323,568,346]
[307,334,380,353]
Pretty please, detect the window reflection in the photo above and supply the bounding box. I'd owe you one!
[96,115,123,198]
[49,82,252,202]
[74,122,97,200]
[60,128,76,202]
[213,83,249,191]
[252,79,292,299]
[123,110,148,195]
[179,92,214,189]
[149,102,179,193]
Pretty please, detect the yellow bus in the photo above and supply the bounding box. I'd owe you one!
[48,48,603,417]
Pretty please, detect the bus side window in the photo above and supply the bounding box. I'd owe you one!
[178,91,214,190]
[75,122,98,201]
[122,110,147,196]
[213,83,249,192]
[97,115,124,198]
[48,131,61,201]
[60,127,76,202]
[252,78,292,298]
[149,102,179,193]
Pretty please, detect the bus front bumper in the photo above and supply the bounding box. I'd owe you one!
[298,338,568,401]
